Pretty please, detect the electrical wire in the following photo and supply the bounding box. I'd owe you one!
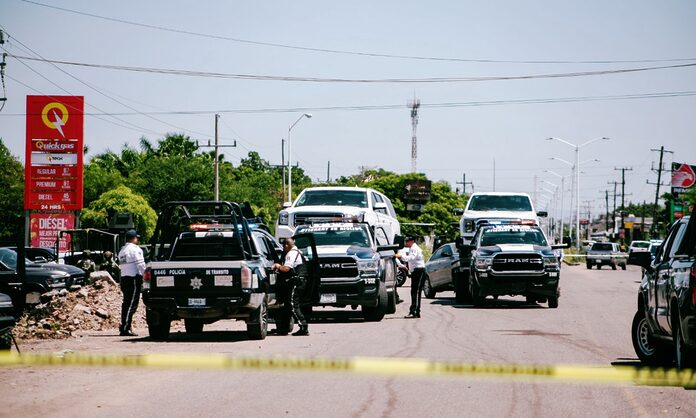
[9,54,696,84]
[18,0,696,65]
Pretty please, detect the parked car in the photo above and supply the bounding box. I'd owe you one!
[582,240,596,253]
[8,247,57,264]
[276,187,401,241]
[0,291,16,350]
[423,243,459,299]
[0,248,87,292]
[586,242,627,270]
[630,213,696,369]
[628,240,651,264]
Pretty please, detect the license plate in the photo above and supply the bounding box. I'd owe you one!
[320,293,337,304]
[188,298,206,306]
[596,260,602,264]
[25,292,41,304]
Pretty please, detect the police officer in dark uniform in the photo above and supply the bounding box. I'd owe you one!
[272,238,309,336]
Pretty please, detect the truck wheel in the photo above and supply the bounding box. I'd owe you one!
[525,295,536,305]
[596,264,601,270]
[611,263,617,271]
[455,273,471,303]
[247,300,268,340]
[184,319,204,334]
[621,263,627,271]
[674,320,696,370]
[632,310,671,366]
[363,282,388,322]
[0,330,12,350]
[275,310,294,336]
[547,296,559,309]
[146,308,171,341]
[470,276,485,307]
[586,263,592,269]
[423,276,437,299]
[386,282,397,314]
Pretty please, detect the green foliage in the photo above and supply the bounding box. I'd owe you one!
[81,185,157,240]
[83,163,125,207]
[0,139,24,243]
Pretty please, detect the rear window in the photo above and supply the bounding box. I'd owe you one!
[468,195,532,211]
[296,190,368,208]
[170,236,244,261]
[591,243,613,251]
[631,242,650,249]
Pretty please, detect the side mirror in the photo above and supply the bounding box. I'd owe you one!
[34,256,48,263]
[393,235,405,250]
[377,244,401,253]
[551,244,569,250]
[453,208,464,216]
[537,211,548,218]
[282,201,292,209]
[629,251,652,270]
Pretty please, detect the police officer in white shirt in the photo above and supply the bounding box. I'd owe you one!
[396,236,426,318]
[272,238,309,336]
[118,229,146,336]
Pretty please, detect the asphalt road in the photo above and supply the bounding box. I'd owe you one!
[1,264,693,417]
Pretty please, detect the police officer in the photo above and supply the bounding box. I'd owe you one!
[100,250,120,282]
[396,236,426,318]
[118,230,146,336]
[272,238,309,336]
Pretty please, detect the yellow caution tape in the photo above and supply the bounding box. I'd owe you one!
[0,351,694,388]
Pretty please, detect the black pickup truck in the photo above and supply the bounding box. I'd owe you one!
[143,201,318,341]
[630,211,696,369]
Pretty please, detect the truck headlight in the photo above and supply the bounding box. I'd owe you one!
[278,211,289,226]
[358,260,379,274]
[475,257,493,270]
[544,257,559,268]
[464,220,475,233]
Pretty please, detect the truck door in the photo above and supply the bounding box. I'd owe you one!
[656,221,687,332]
[292,233,320,306]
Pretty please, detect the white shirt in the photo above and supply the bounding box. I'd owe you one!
[118,242,146,277]
[283,247,304,269]
[401,243,425,272]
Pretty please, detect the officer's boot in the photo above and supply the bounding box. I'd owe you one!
[292,323,309,336]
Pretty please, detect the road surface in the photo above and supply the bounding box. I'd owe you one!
[1,264,693,417]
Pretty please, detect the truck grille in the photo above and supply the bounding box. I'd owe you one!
[492,253,543,272]
[318,257,359,278]
[294,212,344,226]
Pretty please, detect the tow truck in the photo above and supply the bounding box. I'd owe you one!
[143,201,318,340]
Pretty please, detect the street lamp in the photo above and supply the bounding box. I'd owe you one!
[287,113,313,203]
[544,170,565,242]
[547,136,609,251]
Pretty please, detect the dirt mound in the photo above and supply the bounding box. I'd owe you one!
[13,272,162,340]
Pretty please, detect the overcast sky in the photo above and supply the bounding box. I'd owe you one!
[1,0,695,219]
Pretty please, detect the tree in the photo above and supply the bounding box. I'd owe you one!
[81,185,157,240]
[0,139,24,244]
[83,163,125,208]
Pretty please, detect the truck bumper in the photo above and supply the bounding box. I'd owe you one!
[475,270,559,297]
[275,225,296,240]
[143,291,264,320]
[316,279,380,307]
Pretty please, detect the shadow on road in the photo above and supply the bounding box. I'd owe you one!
[429,297,547,310]
[306,309,366,324]
[611,358,644,368]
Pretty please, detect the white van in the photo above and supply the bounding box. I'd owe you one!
[275,187,401,241]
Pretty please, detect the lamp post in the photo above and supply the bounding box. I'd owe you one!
[287,113,313,203]
[540,180,558,241]
[544,170,565,241]
[536,188,555,239]
[547,137,609,251]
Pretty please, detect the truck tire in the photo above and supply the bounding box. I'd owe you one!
[586,263,592,269]
[275,310,294,336]
[470,276,485,307]
[621,263,627,270]
[455,273,471,304]
[423,276,437,299]
[611,263,617,270]
[146,308,171,341]
[525,295,537,305]
[184,319,204,334]
[386,282,397,314]
[363,282,388,322]
[632,310,672,366]
[547,296,559,309]
[247,300,268,340]
[0,330,12,350]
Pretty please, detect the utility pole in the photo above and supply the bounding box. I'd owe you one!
[456,173,473,195]
[281,139,286,197]
[407,96,420,173]
[493,158,496,192]
[607,180,620,237]
[648,146,673,237]
[615,167,633,244]
[197,114,236,201]
[326,161,331,184]
[604,190,610,234]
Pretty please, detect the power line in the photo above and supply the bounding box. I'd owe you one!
[8,54,696,84]
[2,91,695,117]
[18,0,696,66]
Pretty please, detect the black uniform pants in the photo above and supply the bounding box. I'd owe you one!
[285,277,307,327]
[120,275,142,332]
[409,268,426,315]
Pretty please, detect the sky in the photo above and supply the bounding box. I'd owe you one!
[1,0,695,221]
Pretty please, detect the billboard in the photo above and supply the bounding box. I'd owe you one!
[24,96,84,211]
[29,213,75,251]
[671,162,696,196]
[404,180,432,202]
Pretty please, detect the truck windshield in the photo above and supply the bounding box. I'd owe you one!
[0,248,34,269]
[296,190,368,208]
[591,243,613,251]
[468,195,533,211]
[170,236,244,261]
[299,226,371,247]
[480,228,548,246]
